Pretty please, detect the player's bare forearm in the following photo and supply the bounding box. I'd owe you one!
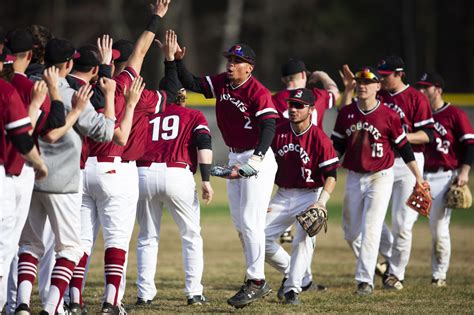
[113,106,134,146]
[21,146,48,179]
[197,149,212,164]
[322,175,337,195]
[317,71,340,102]
[406,130,430,144]
[42,108,82,143]
[406,160,424,184]
[456,164,471,186]
[339,87,354,107]
[102,92,115,120]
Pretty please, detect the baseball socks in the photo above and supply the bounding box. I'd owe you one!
[16,253,38,307]
[104,247,126,306]
[43,257,76,314]
[69,253,89,305]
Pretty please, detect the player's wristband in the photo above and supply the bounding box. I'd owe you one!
[318,190,331,207]
[200,163,211,182]
[146,15,162,33]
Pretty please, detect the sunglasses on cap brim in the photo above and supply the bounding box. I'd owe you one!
[355,70,379,82]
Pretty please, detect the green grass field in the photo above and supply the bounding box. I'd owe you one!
[30,172,474,313]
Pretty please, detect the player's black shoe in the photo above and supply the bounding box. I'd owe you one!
[277,277,288,301]
[69,302,88,315]
[284,290,300,305]
[227,280,272,308]
[135,297,153,306]
[301,281,328,292]
[356,282,373,295]
[187,295,209,305]
[100,302,120,315]
[14,303,31,315]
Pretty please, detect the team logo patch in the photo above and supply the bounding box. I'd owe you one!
[420,73,428,81]
[295,90,303,98]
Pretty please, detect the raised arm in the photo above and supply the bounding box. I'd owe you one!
[174,43,208,94]
[308,70,340,103]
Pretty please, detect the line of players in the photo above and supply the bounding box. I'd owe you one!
[1,1,473,313]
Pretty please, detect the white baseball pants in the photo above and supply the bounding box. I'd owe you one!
[265,187,321,294]
[342,168,394,286]
[136,162,203,299]
[424,169,455,281]
[227,149,277,280]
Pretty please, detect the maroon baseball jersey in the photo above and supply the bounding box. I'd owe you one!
[139,103,211,173]
[272,122,339,188]
[200,73,278,149]
[6,73,51,175]
[121,88,167,161]
[0,79,33,165]
[424,103,474,172]
[87,67,137,159]
[272,88,334,128]
[378,85,434,152]
[332,100,408,173]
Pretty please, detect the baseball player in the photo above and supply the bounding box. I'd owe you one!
[14,37,115,315]
[376,56,435,290]
[0,51,48,313]
[273,58,340,128]
[416,72,474,287]
[265,88,338,304]
[331,67,425,295]
[135,84,213,305]
[176,43,279,308]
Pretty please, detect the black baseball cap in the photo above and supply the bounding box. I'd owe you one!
[112,40,133,63]
[286,88,315,106]
[5,29,34,54]
[0,47,16,64]
[44,38,80,65]
[416,72,445,89]
[222,44,256,64]
[74,45,101,67]
[354,66,381,82]
[281,58,310,77]
[377,55,405,74]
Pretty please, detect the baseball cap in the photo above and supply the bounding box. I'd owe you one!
[0,47,16,64]
[377,55,405,74]
[112,40,134,62]
[222,44,256,64]
[286,88,315,106]
[416,72,445,89]
[74,45,101,67]
[354,66,381,82]
[281,58,309,77]
[44,38,80,65]
[5,29,34,54]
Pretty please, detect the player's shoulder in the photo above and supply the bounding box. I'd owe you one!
[337,102,356,115]
[247,76,271,96]
[311,87,329,98]
[444,103,469,120]
[275,121,291,133]
[273,89,290,99]
[380,101,402,118]
[0,78,16,94]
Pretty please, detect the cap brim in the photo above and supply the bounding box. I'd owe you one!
[72,51,81,59]
[222,51,255,64]
[4,54,17,63]
[112,49,121,61]
[286,97,312,106]
[377,69,394,75]
[415,81,435,88]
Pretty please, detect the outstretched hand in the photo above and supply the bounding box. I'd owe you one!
[339,64,356,90]
[150,0,171,18]
[97,34,114,65]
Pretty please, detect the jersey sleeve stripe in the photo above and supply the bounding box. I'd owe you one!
[331,131,346,139]
[319,157,339,168]
[193,125,210,132]
[328,92,334,109]
[205,76,216,98]
[5,117,31,130]
[256,107,278,117]
[394,132,407,144]
[459,134,474,141]
[122,69,135,81]
[413,117,434,128]
[154,91,163,114]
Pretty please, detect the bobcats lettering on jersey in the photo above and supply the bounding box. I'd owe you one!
[276,142,311,164]
[345,121,382,140]
[219,93,247,112]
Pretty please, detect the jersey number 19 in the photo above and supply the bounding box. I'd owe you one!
[150,115,180,141]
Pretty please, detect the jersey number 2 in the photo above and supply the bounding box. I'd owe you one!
[150,115,180,141]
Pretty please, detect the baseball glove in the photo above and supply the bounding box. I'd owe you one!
[210,165,240,180]
[296,204,328,237]
[445,184,472,209]
[406,182,432,217]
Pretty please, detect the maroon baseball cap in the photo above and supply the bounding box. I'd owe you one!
[377,55,405,75]
[416,72,445,89]
[286,88,315,106]
[222,44,256,64]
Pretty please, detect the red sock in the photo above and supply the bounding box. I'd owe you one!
[44,258,76,314]
[104,248,126,305]
[17,253,39,305]
[69,253,88,305]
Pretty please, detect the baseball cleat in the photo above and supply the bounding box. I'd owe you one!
[135,297,153,306]
[383,274,404,290]
[431,278,447,287]
[68,302,89,315]
[284,290,300,305]
[375,261,389,277]
[356,282,373,296]
[187,295,209,305]
[100,302,120,315]
[14,303,31,315]
[277,277,288,301]
[227,280,272,309]
[302,281,328,292]
[280,231,294,244]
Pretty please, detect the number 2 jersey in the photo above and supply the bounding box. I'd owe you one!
[272,122,339,189]
[331,100,408,173]
[424,103,474,172]
[200,73,279,149]
[139,103,211,173]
